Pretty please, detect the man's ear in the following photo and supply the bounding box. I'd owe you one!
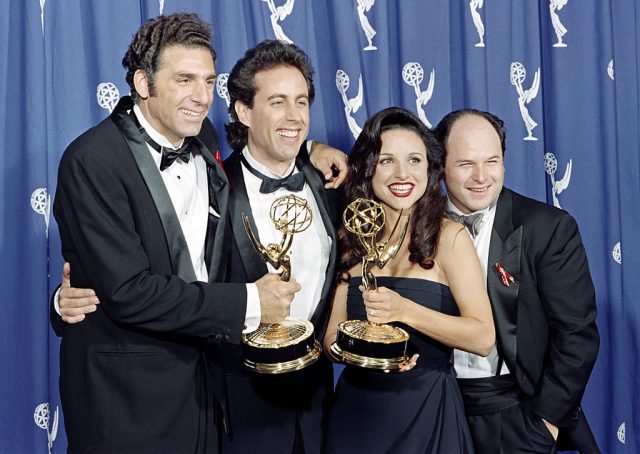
[133,70,151,99]
[235,101,251,128]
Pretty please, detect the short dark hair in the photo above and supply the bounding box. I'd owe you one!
[337,107,446,281]
[122,13,216,102]
[433,109,507,164]
[225,40,315,152]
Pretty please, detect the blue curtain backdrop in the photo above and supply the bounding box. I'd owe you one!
[1,1,638,452]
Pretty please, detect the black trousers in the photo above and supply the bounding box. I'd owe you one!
[458,375,557,454]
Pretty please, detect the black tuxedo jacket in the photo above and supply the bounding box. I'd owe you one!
[487,188,599,449]
[218,149,340,454]
[53,97,246,453]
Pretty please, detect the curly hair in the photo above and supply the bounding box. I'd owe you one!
[225,40,315,152]
[433,108,507,163]
[122,13,216,102]
[337,107,447,282]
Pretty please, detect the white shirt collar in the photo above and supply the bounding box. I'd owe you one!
[446,196,498,220]
[241,146,297,179]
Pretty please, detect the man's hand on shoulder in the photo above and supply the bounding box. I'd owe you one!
[309,142,348,189]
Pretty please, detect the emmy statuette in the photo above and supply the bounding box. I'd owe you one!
[242,195,322,374]
[330,198,411,370]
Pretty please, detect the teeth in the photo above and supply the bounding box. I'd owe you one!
[389,184,413,191]
[277,129,298,138]
[179,109,200,117]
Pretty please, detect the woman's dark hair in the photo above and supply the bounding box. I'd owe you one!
[337,107,446,282]
[122,13,216,102]
[225,40,315,151]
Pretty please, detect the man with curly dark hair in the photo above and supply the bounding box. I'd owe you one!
[53,13,303,453]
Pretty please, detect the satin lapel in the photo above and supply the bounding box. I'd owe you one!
[487,189,522,370]
[297,157,338,335]
[111,97,197,283]
[226,153,268,282]
[195,137,230,284]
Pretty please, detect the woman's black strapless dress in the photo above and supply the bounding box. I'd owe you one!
[326,277,474,454]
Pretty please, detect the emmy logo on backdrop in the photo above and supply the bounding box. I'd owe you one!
[40,0,46,33]
[550,0,569,47]
[262,0,295,44]
[617,422,626,444]
[242,195,322,374]
[96,82,120,114]
[158,0,164,14]
[544,152,572,208]
[356,0,377,51]
[31,187,50,237]
[330,198,412,370]
[336,69,364,140]
[510,62,540,141]
[216,73,230,107]
[402,62,435,128]
[607,59,615,80]
[215,73,233,120]
[469,0,485,47]
[612,242,622,265]
[34,403,58,454]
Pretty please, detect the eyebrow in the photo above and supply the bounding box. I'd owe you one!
[175,72,217,80]
[266,93,309,101]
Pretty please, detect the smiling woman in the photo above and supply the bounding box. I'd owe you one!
[323,107,495,453]
[372,128,429,212]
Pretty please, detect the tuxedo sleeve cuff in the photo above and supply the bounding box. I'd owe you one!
[243,283,261,333]
[53,286,62,315]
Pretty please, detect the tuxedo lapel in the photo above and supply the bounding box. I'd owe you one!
[297,157,338,333]
[195,137,231,284]
[111,97,197,283]
[226,153,269,282]
[487,189,522,371]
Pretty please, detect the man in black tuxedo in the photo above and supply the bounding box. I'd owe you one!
[52,13,301,453]
[434,109,600,453]
[218,40,340,454]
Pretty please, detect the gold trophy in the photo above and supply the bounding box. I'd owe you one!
[330,198,411,370]
[241,195,322,374]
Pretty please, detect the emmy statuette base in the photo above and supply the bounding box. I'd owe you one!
[243,340,322,374]
[331,319,410,370]
[330,343,409,370]
[242,318,321,374]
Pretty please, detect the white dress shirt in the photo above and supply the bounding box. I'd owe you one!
[449,198,510,378]
[133,105,210,281]
[241,147,332,327]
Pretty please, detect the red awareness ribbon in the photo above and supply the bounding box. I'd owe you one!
[214,149,224,169]
[495,262,515,287]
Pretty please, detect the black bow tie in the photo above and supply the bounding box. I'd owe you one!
[240,155,305,193]
[445,211,484,238]
[157,140,193,171]
[130,110,193,171]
